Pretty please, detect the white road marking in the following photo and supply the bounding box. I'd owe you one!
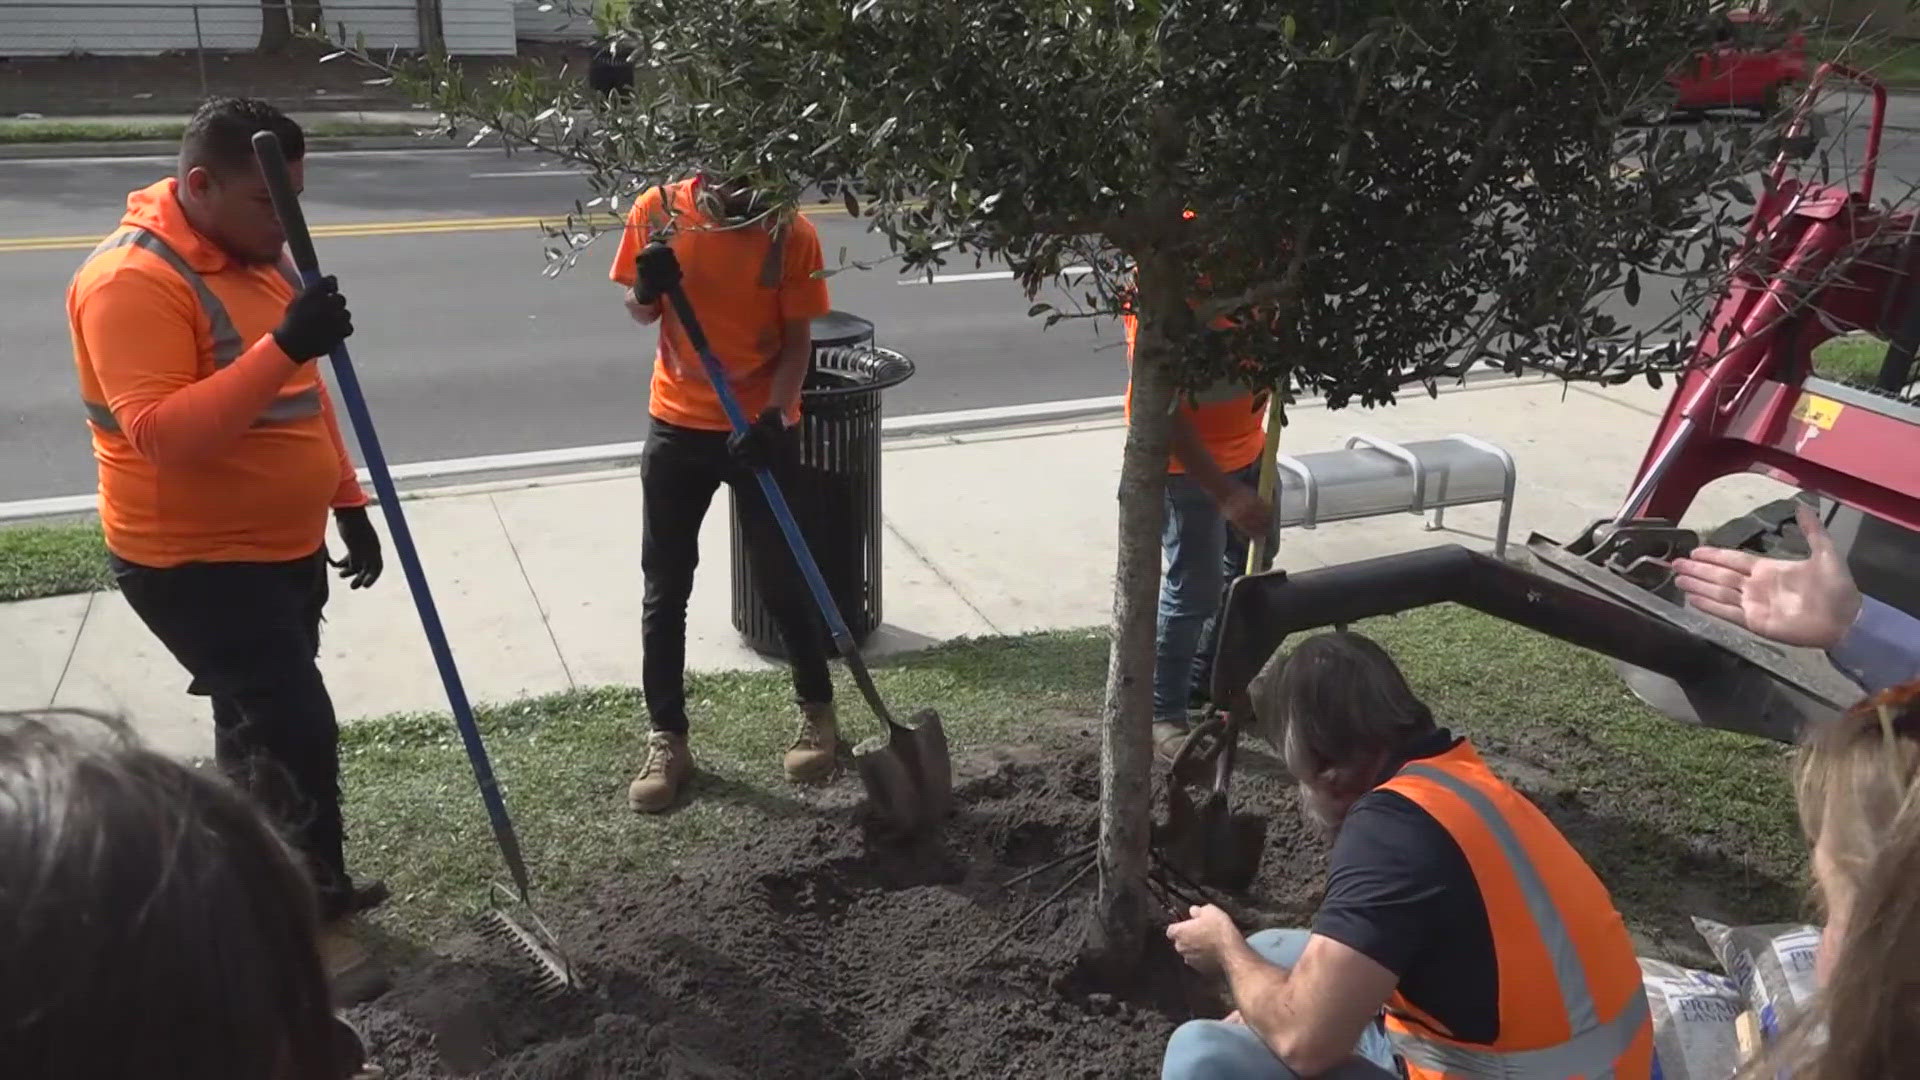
[898,265,1092,286]
[468,169,592,179]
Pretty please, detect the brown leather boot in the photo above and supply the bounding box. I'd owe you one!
[782,702,840,783]
[628,730,692,813]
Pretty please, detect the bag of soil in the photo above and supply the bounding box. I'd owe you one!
[1692,917,1823,1046]
[1640,957,1744,1080]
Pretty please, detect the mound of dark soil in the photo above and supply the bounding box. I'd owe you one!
[350,717,1795,1077]
[351,730,1292,1079]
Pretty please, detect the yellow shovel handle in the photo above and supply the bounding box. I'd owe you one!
[1245,392,1284,575]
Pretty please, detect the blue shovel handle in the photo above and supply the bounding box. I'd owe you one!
[658,280,900,730]
[252,131,535,904]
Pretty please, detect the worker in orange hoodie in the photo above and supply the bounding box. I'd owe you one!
[65,98,387,992]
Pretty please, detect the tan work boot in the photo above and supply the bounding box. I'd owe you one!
[319,921,390,1006]
[783,702,840,783]
[628,730,692,813]
[1153,720,1191,766]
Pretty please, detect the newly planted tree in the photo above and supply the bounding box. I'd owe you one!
[353,0,1787,968]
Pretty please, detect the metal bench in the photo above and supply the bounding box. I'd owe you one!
[1274,433,1517,556]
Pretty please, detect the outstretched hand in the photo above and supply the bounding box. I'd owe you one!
[1671,503,1861,649]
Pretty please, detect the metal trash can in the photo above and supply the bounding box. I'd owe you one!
[729,312,915,659]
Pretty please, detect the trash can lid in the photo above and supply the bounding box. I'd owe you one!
[811,310,876,350]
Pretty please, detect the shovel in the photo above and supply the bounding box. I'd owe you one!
[656,270,951,836]
[1157,709,1267,891]
[253,132,574,996]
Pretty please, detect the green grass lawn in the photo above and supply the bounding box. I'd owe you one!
[0,115,426,145]
[1814,34,1920,90]
[1812,333,1892,386]
[0,522,112,602]
[343,606,1806,945]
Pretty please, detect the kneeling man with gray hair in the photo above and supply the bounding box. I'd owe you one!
[1160,631,1653,1080]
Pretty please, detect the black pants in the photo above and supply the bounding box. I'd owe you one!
[641,419,834,733]
[113,549,353,915]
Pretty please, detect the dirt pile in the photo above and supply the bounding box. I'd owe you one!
[349,717,1794,1077]
[350,735,1319,1079]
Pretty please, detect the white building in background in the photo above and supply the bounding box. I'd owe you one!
[0,0,525,57]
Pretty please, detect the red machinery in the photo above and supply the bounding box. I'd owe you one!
[1208,64,1920,745]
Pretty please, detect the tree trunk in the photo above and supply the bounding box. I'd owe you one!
[416,0,446,58]
[259,0,292,53]
[1088,255,1179,975]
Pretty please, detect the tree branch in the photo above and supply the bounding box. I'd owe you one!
[1193,30,1385,324]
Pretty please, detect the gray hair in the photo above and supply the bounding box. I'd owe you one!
[1248,631,1437,799]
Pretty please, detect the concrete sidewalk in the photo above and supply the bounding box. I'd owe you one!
[2,375,1789,760]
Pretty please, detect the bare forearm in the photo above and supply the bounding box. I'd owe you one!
[769,334,810,411]
[1223,938,1293,1040]
[1224,942,1349,1076]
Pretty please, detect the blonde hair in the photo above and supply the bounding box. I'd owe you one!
[1740,680,1920,1079]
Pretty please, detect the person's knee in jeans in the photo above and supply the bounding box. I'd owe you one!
[1163,1018,1303,1080]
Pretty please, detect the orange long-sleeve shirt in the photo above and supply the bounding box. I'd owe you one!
[67,179,366,568]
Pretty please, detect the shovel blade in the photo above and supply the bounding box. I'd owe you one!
[1200,810,1269,892]
[853,708,952,836]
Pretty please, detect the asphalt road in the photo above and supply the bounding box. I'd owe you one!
[3,93,1917,504]
[0,148,1134,502]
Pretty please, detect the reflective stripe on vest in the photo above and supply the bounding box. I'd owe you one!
[81,229,320,432]
[1389,762,1651,1079]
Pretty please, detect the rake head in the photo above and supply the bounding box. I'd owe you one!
[480,883,577,998]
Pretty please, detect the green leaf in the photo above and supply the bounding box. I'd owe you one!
[1028,302,1053,317]
[843,187,860,218]
[1624,269,1641,307]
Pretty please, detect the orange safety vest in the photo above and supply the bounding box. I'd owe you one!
[1121,310,1267,476]
[1377,741,1653,1079]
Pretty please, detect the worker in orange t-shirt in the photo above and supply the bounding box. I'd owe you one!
[65,98,386,995]
[610,174,837,813]
[1123,303,1274,762]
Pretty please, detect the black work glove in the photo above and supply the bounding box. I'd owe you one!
[274,275,354,363]
[329,506,384,590]
[728,406,794,471]
[634,242,682,305]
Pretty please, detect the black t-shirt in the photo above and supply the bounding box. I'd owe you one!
[1309,729,1500,1044]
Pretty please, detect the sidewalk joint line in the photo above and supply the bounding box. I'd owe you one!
[48,590,95,709]
[882,516,1001,635]
[489,494,577,692]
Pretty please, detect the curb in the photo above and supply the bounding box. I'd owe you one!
[0,370,1555,526]
[0,131,472,160]
[0,396,1128,524]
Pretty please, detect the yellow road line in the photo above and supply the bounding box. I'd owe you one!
[0,204,849,254]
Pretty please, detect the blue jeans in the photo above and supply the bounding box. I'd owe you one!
[1162,929,1403,1080]
[1156,464,1265,723]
